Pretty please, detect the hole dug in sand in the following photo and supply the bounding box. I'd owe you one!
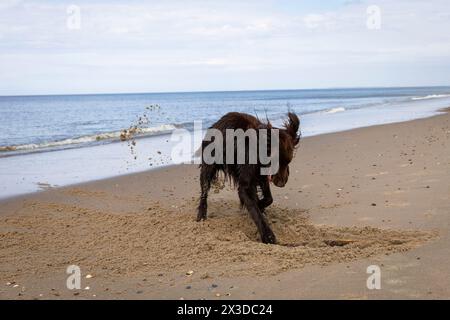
[189,201,435,276]
[234,205,432,252]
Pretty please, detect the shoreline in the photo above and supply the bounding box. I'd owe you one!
[0,110,449,299]
[1,106,449,202]
[2,102,449,160]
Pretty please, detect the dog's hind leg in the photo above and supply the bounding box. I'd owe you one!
[197,165,216,221]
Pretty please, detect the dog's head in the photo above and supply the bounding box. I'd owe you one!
[271,112,300,187]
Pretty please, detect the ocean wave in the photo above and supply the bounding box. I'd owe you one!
[324,107,346,114]
[411,94,450,101]
[0,124,177,153]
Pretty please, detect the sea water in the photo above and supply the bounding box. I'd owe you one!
[1,87,450,199]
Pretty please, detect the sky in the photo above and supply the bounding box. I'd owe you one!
[1,0,450,95]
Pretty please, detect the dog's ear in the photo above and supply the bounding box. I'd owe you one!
[283,112,300,145]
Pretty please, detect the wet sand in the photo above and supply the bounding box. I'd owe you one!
[0,109,449,299]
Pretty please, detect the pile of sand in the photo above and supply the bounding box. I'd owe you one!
[0,198,434,281]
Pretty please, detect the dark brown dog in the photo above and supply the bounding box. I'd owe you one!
[196,112,300,244]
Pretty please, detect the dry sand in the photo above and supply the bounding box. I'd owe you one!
[0,109,449,299]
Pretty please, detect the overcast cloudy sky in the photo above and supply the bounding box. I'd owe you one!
[1,0,450,95]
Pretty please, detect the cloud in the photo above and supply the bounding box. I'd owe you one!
[0,0,450,95]
[303,13,337,29]
[186,58,229,66]
[0,0,22,10]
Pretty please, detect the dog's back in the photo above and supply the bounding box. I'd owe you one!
[200,112,268,181]
[208,112,262,132]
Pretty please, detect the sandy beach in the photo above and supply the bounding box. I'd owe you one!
[0,109,449,300]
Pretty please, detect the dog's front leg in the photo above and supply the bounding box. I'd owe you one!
[239,183,276,244]
[258,177,273,211]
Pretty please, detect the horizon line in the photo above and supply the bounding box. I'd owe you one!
[2,84,450,98]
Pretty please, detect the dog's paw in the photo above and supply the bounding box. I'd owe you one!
[196,213,207,222]
[261,231,277,244]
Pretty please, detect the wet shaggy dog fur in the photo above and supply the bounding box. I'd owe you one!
[197,112,301,244]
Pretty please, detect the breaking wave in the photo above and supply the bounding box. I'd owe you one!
[412,94,450,101]
[324,107,346,114]
[0,124,177,154]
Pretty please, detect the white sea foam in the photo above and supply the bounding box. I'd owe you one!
[324,107,346,114]
[411,94,450,101]
[0,124,177,153]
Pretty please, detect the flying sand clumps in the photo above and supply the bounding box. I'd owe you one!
[119,105,160,158]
